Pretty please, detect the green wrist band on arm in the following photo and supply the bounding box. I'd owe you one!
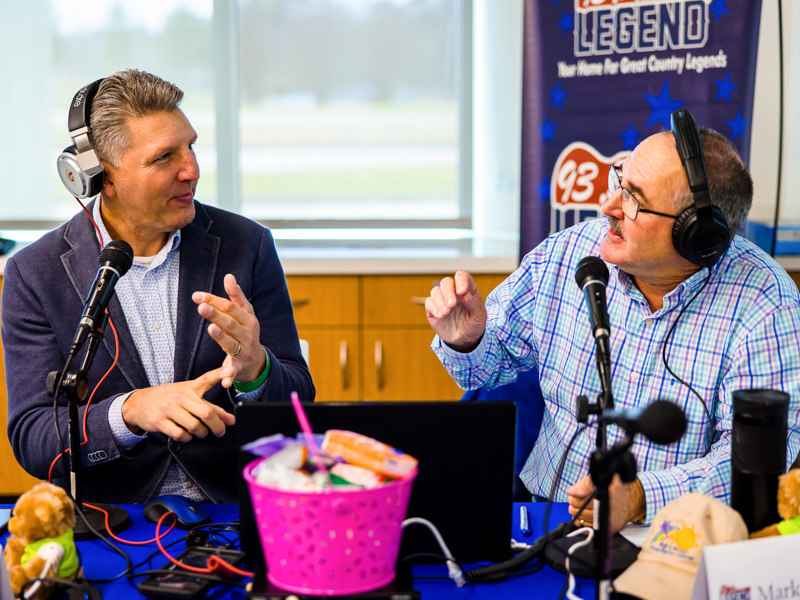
[233,351,271,393]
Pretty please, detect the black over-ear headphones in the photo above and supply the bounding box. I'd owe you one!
[56,78,106,199]
[670,108,731,268]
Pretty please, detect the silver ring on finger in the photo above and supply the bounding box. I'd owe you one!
[228,342,242,357]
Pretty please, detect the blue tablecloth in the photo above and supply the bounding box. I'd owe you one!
[1,502,596,599]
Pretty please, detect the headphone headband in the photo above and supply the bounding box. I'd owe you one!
[671,109,712,214]
[669,109,731,268]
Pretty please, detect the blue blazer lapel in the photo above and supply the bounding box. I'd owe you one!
[175,204,220,383]
[61,204,149,390]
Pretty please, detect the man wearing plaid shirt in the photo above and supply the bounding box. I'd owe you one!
[427,127,800,534]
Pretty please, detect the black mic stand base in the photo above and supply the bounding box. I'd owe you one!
[73,502,131,541]
[544,533,640,579]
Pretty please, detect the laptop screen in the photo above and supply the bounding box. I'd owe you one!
[235,401,516,565]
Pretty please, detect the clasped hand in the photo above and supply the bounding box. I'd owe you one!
[121,274,262,441]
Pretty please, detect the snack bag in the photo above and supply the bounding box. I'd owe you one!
[321,430,417,479]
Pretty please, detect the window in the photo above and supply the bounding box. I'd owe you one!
[1,0,472,246]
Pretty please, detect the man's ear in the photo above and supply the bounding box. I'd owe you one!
[102,167,116,197]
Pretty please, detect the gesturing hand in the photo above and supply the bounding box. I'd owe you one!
[193,273,266,388]
[425,270,487,353]
[121,366,236,443]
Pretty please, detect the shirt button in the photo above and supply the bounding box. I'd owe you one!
[153,322,161,330]
[630,372,639,381]
[645,319,653,326]
[186,481,194,489]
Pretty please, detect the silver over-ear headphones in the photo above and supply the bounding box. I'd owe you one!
[56,78,105,199]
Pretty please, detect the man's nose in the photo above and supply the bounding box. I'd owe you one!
[600,187,623,218]
[179,151,200,181]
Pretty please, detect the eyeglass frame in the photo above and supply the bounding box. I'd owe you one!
[608,165,679,221]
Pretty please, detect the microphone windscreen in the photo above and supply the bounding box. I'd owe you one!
[638,400,686,445]
[99,239,134,275]
[575,256,609,289]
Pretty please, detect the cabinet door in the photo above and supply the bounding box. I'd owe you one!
[297,329,361,402]
[362,329,463,401]
[0,277,42,495]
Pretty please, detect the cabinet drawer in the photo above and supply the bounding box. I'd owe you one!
[362,273,509,326]
[286,275,360,326]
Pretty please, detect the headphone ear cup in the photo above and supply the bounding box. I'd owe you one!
[56,145,104,199]
[672,204,731,268]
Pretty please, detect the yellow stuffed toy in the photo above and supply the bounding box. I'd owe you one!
[3,482,80,599]
[750,468,800,538]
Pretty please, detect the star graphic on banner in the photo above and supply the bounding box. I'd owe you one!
[709,0,729,21]
[541,118,558,142]
[538,177,551,202]
[714,73,738,102]
[558,12,574,34]
[550,83,568,109]
[644,81,684,128]
[727,110,748,139]
[619,123,641,150]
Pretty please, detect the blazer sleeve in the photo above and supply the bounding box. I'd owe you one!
[2,255,130,480]
[248,226,315,404]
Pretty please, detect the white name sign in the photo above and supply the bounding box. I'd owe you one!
[692,534,800,600]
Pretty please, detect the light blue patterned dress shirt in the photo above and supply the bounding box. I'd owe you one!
[432,218,800,523]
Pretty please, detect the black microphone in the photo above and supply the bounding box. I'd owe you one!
[599,400,686,445]
[70,239,134,355]
[575,256,612,402]
[575,256,610,342]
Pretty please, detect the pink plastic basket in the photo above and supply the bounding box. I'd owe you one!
[244,458,417,596]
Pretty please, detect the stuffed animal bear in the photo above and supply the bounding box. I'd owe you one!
[3,482,80,599]
[750,468,800,538]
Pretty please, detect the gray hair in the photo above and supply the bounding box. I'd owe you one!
[89,69,184,167]
[668,128,753,234]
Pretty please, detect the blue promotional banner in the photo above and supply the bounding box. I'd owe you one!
[520,0,763,257]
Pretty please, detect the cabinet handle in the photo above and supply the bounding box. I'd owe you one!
[291,298,310,308]
[410,296,427,305]
[339,340,349,390]
[375,339,384,390]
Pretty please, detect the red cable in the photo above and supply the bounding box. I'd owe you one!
[48,195,121,482]
[155,512,254,578]
[82,502,176,545]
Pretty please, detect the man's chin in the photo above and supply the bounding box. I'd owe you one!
[599,238,626,269]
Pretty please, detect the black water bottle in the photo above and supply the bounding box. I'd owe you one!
[730,389,789,533]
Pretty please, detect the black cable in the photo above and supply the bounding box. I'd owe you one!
[461,422,593,583]
[661,268,713,455]
[769,0,785,258]
[543,423,590,536]
[130,569,247,588]
[73,502,134,584]
[20,576,102,600]
[52,351,78,488]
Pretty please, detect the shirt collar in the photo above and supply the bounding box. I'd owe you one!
[611,261,714,314]
[92,198,182,269]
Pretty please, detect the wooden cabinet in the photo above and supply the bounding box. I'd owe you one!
[0,276,42,497]
[287,273,509,402]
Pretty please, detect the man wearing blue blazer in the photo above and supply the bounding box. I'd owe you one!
[2,70,314,504]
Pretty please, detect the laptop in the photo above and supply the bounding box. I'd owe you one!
[235,401,516,570]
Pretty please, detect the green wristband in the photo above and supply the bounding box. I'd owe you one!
[233,351,271,393]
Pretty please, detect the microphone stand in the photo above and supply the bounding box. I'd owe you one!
[47,313,131,541]
[544,335,640,596]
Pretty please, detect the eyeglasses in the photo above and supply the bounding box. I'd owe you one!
[608,165,679,221]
